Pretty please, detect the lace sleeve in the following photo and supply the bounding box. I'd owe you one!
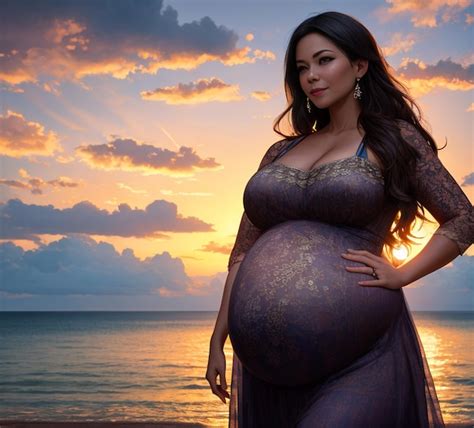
[397,119,474,255]
[227,138,290,271]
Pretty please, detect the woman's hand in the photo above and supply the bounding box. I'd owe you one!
[205,341,230,404]
[341,248,407,290]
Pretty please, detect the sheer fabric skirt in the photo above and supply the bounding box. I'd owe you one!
[228,292,445,428]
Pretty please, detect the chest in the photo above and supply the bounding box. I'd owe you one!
[243,157,385,230]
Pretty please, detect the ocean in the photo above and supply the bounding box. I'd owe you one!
[0,311,472,426]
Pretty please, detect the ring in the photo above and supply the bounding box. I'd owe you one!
[371,267,378,279]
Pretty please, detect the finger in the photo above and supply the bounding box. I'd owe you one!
[358,279,384,287]
[220,372,228,391]
[342,253,376,268]
[347,249,381,262]
[345,265,375,274]
[210,382,227,403]
[217,383,230,399]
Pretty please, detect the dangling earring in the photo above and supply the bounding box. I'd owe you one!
[353,77,362,100]
[306,96,311,113]
[312,119,318,133]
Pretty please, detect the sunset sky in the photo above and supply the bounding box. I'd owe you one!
[1,0,472,311]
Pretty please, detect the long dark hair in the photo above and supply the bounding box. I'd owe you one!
[273,11,444,257]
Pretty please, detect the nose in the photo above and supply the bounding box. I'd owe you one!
[307,66,319,81]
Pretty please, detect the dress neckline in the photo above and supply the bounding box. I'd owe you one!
[272,133,369,174]
[272,154,381,175]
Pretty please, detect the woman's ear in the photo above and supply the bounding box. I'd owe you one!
[355,58,368,78]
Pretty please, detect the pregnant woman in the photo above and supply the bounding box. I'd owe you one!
[206,11,473,427]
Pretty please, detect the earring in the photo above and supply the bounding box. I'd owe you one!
[312,119,318,133]
[353,78,362,100]
[306,96,311,113]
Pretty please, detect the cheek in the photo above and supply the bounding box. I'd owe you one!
[298,75,308,92]
[326,63,345,81]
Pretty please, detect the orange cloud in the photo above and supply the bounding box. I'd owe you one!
[251,90,271,101]
[467,103,474,112]
[138,46,275,74]
[200,240,233,255]
[0,168,79,195]
[75,137,222,176]
[0,3,276,88]
[384,0,471,27]
[381,32,416,56]
[245,33,255,41]
[0,110,62,157]
[395,57,474,97]
[141,77,244,105]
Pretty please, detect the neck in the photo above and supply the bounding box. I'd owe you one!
[325,94,362,135]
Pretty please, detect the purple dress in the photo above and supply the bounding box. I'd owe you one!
[226,120,473,427]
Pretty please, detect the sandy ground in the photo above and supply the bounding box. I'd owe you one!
[0,422,472,428]
[0,423,207,428]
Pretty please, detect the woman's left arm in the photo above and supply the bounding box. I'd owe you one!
[342,120,474,289]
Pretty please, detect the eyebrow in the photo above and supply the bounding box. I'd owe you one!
[296,49,334,64]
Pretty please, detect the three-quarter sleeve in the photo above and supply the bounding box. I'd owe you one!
[227,138,289,271]
[397,119,474,255]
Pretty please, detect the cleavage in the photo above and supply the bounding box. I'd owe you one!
[274,132,366,173]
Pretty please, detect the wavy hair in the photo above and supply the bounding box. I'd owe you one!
[273,11,444,258]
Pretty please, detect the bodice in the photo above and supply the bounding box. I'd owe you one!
[243,135,387,231]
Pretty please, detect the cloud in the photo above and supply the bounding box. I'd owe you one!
[141,77,244,105]
[250,90,271,101]
[461,172,474,186]
[117,183,149,195]
[0,236,194,297]
[75,136,221,176]
[381,32,416,56]
[403,255,474,311]
[0,198,215,241]
[199,240,233,255]
[395,57,474,96]
[0,110,62,158]
[245,33,254,41]
[0,168,79,195]
[160,190,213,197]
[383,0,471,28]
[467,102,474,112]
[0,236,471,311]
[0,0,275,87]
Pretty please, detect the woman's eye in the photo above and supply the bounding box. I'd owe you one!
[297,66,306,73]
[320,56,332,64]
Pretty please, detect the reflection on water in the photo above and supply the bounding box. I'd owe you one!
[0,311,472,426]
[412,312,474,424]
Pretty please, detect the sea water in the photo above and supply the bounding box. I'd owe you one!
[0,311,472,426]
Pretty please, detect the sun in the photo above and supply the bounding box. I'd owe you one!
[392,245,409,261]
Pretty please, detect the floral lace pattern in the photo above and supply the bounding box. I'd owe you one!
[262,156,384,188]
[227,139,291,271]
[396,119,474,255]
[227,122,473,272]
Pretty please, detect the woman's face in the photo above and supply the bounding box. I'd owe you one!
[295,32,360,109]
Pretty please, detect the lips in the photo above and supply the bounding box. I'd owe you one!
[310,88,326,95]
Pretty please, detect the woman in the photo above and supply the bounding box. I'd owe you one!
[206,11,473,428]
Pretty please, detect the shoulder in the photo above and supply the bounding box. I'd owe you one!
[257,137,294,170]
[394,119,434,156]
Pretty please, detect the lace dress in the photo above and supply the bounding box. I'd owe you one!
[226,119,474,428]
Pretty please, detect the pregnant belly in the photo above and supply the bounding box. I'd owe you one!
[228,220,403,386]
